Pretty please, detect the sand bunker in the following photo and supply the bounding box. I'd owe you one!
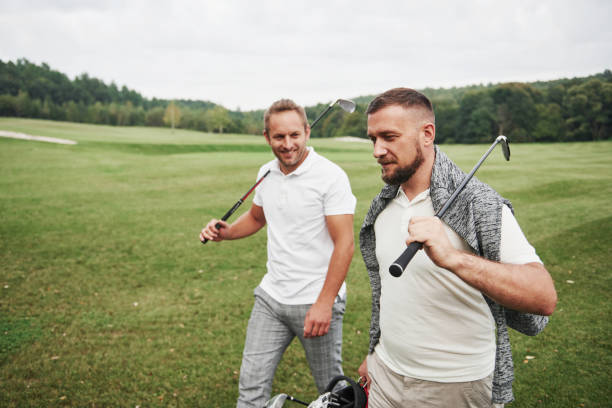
[0,130,77,145]
[334,136,370,143]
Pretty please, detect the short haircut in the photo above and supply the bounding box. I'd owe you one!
[366,88,435,124]
[263,99,308,134]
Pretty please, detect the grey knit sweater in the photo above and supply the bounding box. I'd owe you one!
[359,146,548,403]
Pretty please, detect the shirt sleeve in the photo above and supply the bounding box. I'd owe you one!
[500,205,542,265]
[323,168,356,216]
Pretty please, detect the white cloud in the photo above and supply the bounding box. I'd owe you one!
[1,0,611,110]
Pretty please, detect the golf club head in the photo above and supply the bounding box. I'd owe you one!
[264,394,288,408]
[497,135,511,161]
[336,98,356,113]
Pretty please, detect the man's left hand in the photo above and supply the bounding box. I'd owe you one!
[303,302,332,338]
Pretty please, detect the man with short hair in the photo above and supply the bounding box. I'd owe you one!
[200,99,356,408]
[357,88,557,407]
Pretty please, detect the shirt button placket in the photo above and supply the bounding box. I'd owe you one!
[279,176,288,209]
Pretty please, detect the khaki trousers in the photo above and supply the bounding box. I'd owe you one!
[367,351,504,408]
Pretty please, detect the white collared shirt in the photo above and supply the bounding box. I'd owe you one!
[374,187,541,382]
[253,147,356,304]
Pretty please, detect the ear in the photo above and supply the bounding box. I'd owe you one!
[263,130,271,145]
[422,122,435,146]
[305,124,311,141]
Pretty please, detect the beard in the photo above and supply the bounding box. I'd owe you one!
[273,144,309,173]
[380,144,424,185]
[276,148,302,166]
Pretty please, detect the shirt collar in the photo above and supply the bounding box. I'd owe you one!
[395,187,430,206]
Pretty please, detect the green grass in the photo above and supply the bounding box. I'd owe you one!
[0,117,610,407]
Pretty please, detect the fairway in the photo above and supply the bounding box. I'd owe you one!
[1,118,610,407]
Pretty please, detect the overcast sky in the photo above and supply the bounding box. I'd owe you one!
[1,0,611,111]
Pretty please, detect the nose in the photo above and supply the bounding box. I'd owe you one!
[373,140,387,158]
[281,135,293,149]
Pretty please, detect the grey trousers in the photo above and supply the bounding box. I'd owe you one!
[237,286,345,408]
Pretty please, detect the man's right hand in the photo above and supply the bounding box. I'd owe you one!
[358,356,370,390]
[199,219,229,242]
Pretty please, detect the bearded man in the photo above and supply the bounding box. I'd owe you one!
[357,88,557,408]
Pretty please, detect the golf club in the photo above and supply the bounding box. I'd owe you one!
[202,98,356,244]
[200,169,270,244]
[388,135,511,277]
[264,393,309,407]
[309,99,357,129]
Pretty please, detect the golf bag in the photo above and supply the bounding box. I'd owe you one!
[264,375,367,408]
[319,375,368,408]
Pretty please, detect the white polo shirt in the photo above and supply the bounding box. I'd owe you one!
[374,187,542,382]
[252,147,356,305]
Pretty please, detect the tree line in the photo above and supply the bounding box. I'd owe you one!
[1,58,610,142]
[0,59,262,134]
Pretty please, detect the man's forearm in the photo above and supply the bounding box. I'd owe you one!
[315,238,354,306]
[409,215,557,315]
[303,230,354,338]
[225,208,266,240]
[450,251,557,316]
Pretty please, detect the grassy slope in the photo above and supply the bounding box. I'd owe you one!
[0,118,610,407]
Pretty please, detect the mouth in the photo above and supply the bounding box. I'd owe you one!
[278,149,298,163]
[377,160,396,176]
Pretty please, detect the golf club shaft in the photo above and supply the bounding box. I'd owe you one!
[288,395,309,406]
[436,138,504,218]
[201,169,270,244]
[309,104,333,130]
[389,137,507,276]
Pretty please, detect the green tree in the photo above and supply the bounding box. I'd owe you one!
[41,96,53,119]
[129,105,146,126]
[564,79,612,141]
[164,101,182,129]
[64,101,80,122]
[0,94,17,116]
[491,83,540,142]
[117,101,133,126]
[91,102,109,124]
[146,107,165,127]
[180,108,208,132]
[15,90,33,117]
[241,111,264,135]
[1,58,610,141]
[205,106,231,133]
[457,90,497,143]
[338,104,367,138]
[533,103,565,142]
[431,97,460,144]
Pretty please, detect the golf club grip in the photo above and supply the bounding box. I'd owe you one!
[201,199,243,245]
[200,222,225,245]
[389,241,423,277]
